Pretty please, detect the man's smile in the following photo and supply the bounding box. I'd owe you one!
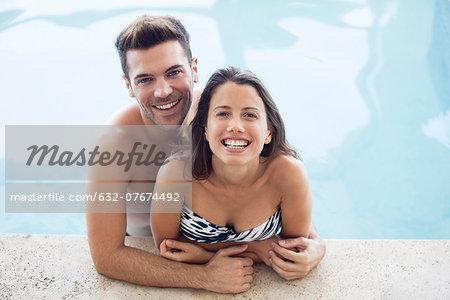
[153,99,181,110]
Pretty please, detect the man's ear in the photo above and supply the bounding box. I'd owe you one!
[192,57,199,83]
[264,129,272,144]
[121,74,135,98]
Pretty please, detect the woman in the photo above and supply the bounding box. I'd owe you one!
[151,67,312,268]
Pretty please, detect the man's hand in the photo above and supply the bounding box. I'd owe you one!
[201,244,254,294]
[160,239,214,264]
[269,235,326,280]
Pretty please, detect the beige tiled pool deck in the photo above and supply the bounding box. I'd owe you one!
[1,234,449,299]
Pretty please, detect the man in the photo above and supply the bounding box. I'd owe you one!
[86,15,325,294]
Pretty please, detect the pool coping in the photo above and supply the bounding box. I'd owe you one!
[1,234,449,299]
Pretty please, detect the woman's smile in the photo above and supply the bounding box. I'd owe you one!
[221,138,251,151]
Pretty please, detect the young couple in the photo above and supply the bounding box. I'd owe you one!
[152,66,313,271]
[86,15,325,294]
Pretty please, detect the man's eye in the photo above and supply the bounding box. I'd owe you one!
[138,78,152,84]
[168,70,181,76]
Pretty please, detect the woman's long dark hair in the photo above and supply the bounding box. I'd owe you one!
[191,67,298,180]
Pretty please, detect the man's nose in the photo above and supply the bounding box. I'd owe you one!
[227,117,244,132]
[154,79,173,98]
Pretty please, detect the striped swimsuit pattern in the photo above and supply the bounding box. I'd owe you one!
[179,204,282,243]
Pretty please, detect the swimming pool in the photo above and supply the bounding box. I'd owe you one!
[1,0,449,238]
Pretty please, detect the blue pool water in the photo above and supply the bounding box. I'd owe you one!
[1,0,449,238]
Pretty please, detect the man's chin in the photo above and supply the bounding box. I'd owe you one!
[153,115,185,127]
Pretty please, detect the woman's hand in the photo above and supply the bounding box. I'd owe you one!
[268,234,326,280]
[159,239,215,264]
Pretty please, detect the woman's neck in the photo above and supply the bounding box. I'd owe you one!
[210,156,263,188]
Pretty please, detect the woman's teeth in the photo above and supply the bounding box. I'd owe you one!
[223,139,249,148]
[155,100,179,110]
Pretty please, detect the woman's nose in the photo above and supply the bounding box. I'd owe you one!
[226,117,244,132]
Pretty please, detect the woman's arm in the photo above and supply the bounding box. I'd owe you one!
[276,155,312,239]
[150,157,189,249]
[150,155,220,265]
[151,212,181,251]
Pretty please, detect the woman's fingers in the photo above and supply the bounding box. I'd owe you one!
[270,258,297,280]
[271,242,297,262]
[159,239,168,253]
[159,239,185,261]
[164,253,184,262]
[269,243,311,279]
[166,239,189,251]
[272,242,311,265]
[269,250,298,272]
[278,237,309,249]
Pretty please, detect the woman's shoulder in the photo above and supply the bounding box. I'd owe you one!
[156,153,192,181]
[267,154,308,186]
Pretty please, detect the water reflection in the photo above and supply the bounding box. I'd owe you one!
[0,0,448,238]
[311,0,450,238]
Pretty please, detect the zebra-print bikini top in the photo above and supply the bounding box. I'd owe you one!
[179,204,282,243]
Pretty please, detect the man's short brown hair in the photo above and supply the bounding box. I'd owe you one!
[115,15,192,79]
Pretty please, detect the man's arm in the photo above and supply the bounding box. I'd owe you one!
[86,212,253,293]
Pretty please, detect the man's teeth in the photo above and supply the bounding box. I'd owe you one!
[224,139,248,148]
[155,100,179,110]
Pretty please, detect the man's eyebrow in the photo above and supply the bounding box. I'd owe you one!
[134,73,151,82]
[166,64,184,72]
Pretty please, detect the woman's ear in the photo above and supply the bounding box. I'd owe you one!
[204,126,209,141]
[264,129,272,144]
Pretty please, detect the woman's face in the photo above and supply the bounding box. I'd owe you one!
[205,82,272,166]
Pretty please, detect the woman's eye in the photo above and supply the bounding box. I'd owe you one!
[216,112,229,117]
[245,113,257,118]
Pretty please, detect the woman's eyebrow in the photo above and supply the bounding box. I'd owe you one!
[213,105,231,110]
[213,106,259,110]
[241,107,260,111]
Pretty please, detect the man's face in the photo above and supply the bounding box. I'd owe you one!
[123,40,197,125]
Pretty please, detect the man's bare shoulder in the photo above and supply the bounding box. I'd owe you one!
[106,102,145,125]
[97,103,145,159]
